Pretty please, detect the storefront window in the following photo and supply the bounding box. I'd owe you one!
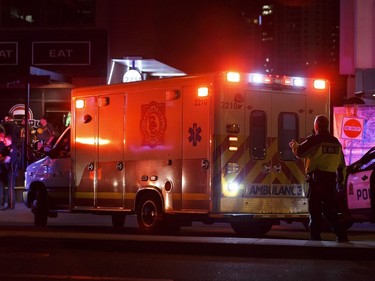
[1,0,96,27]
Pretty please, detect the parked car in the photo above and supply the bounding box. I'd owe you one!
[345,147,375,223]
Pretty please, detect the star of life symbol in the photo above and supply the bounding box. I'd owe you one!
[188,123,202,146]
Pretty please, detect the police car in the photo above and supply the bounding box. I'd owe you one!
[345,147,375,222]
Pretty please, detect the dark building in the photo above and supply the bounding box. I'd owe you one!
[0,0,106,132]
[249,0,340,79]
[243,0,344,105]
[0,0,345,130]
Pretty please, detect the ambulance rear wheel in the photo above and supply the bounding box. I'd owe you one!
[137,194,164,234]
[111,214,126,228]
[32,189,48,227]
[231,220,273,237]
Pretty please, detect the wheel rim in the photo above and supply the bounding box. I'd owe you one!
[141,200,158,227]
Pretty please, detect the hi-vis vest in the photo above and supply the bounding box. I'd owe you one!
[292,130,345,174]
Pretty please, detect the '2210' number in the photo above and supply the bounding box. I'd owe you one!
[194,98,208,106]
[221,102,243,110]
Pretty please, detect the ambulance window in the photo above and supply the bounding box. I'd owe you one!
[278,113,298,161]
[48,128,70,159]
[250,110,267,160]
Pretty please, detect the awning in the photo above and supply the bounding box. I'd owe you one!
[108,57,186,84]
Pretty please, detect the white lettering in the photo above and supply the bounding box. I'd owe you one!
[0,50,13,58]
[49,49,73,58]
[245,184,305,197]
[344,125,361,132]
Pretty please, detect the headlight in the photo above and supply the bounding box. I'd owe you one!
[228,182,239,193]
[223,181,240,197]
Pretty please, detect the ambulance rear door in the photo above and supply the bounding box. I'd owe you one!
[72,95,97,208]
[96,94,125,208]
[72,93,126,209]
[270,91,307,197]
[242,89,307,214]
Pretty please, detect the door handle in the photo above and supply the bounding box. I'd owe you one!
[262,162,271,173]
[273,164,281,173]
[201,159,209,169]
[88,162,94,171]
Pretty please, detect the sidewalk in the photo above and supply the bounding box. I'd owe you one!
[1,202,375,260]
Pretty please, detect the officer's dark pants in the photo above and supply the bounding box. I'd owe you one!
[307,171,347,241]
[1,171,16,209]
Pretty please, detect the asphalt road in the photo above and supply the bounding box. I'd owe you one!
[1,203,375,253]
[1,203,375,281]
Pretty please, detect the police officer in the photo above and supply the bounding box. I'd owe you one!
[289,115,348,242]
[0,135,18,210]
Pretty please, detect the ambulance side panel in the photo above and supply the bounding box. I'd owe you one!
[123,88,183,212]
[181,85,212,211]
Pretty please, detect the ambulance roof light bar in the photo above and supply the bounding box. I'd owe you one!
[227,72,327,90]
[248,73,313,91]
[313,79,327,90]
[226,72,241,82]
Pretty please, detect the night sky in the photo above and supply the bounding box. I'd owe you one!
[109,0,257,74]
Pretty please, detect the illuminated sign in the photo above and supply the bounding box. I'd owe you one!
[32,41,91,65]
[123,69,142,83]
[0,42,18,65]
[341,117,364,140]
[9,104,33,120]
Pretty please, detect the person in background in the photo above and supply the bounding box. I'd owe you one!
[0,131,5,152]
[37,115,56,150]
[0,123,5,134]
[0,131,5,207]
[289,115,349,243]
[3,113,20,147]
[20,117,26,140]
[0,135,18,210]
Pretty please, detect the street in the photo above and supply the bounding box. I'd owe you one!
[0,203,375,280]
[0,239,374,281]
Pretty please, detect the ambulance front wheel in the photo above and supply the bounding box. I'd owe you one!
[231,220,273,237]
[137,193,164,234]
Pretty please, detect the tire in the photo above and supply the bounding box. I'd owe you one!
[32,189,48,227]
[231,219,273,237]
[137,194,164,234]
[111,213,126,228]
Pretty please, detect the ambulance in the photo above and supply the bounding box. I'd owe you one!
[23,71,330,236]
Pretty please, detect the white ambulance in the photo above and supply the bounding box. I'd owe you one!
[24,71,330,236]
